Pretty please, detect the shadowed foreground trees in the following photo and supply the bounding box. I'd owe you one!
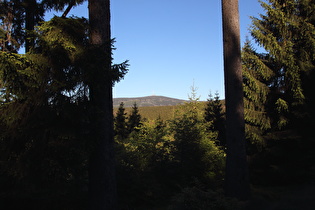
[244,0,315,140]
[242,0,315,189]
[1,1,128,209]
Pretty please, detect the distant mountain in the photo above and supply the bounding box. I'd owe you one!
[113,96,187,107]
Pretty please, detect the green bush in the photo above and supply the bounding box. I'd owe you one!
[168,186,240,210]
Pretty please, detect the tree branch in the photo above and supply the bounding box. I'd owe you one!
[62,1,75,18]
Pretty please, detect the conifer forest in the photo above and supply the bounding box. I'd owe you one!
[1,0,315,209]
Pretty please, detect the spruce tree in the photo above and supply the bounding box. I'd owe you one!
[0,11,94,203]
[0,1,128,207]
[128,102,142,133]
[0,1,85,52]
[242,41,273,148]
[114,102,128,139]
[170,99,224,186]
[0,1,25,52]
[204,92,226,147]
[247,0,315,137]
[0,15,91,191]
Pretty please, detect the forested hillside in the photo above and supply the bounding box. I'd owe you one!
[114,99,212,121]
[113,95,187,107]
[114,104,178,120]
[1,0,315,209]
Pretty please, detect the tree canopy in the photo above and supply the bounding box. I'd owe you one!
[243,0,315,141]
[0,2,128,208]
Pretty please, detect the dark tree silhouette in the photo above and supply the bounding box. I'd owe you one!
[221,0,250,200]
[128,102,142,133]
[204,92,226,147]
[114,102,128,139]
[88,0,117,209]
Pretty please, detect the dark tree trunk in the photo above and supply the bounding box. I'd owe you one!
[221,0,250,200]
[25,0,36,52]
[88,0,117,209]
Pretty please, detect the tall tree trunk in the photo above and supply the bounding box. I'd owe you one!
[221,0,250,200]
[25,0,36,52]
[88,0,117,209]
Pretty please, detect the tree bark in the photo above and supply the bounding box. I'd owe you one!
[221,0,250,200]
[25,0,36,52]
[88,0,117,209]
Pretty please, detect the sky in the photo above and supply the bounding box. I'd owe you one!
[48,0,266,101]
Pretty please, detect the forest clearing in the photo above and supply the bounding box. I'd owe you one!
[1,0,315,209]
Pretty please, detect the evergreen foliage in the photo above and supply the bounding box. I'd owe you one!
[170,100,225,186]
[0,4,128,206]
[0,0,87,52]
[204,92,226,147]
[247,0,315,137]
[242,0,315,193]
[242,41,273,148]
[127,102,142,133]
[114,102,128,139]
[241,0,315,152]
[114,97,226,208]
[0,16,91,195]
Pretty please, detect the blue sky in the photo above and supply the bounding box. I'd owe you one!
[49,0,265,100]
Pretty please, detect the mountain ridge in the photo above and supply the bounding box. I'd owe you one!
[113,95,187,107]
